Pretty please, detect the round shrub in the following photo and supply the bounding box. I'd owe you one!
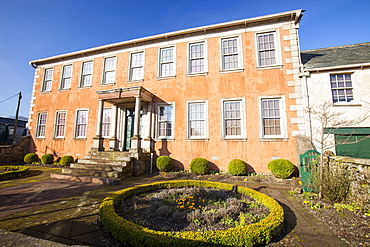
[268,159,295,179]
[24,153,40,164]
[228,159,247,176]
[60,155,74,166]
[190,158,209,175]
[41,153,54,165]
[156,156,172,172]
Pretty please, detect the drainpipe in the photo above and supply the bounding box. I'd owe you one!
[150,152,153,175]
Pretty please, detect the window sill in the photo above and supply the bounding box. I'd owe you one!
[155,138,175,141]
[59,88,71,92]
[40,91,51,94]
[332,103,362,107]
[222,137,247,141]
[127,79,144,83]
[74,138,87,141]
[257,65,283,70]
[260,137,288,142]
[78,86,92,89]
[220,69,244,74]
[53,137,65,140]
[186,138,209,141]
[100,83,116,86]
[35,137,46,140]
[186,72,208,77]
[157,76,176,80]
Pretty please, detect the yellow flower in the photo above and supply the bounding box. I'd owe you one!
[303,200,310,204]
[298,181,302,185]
[243,178,248,181]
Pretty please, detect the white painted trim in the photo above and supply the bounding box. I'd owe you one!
[220,97,247,140]
[186,100,209,140]
[101,56,117,85]
[53,110,67,138]
[255,29,282,68]
[79,60,94,88]
[156,102,175,140]
[219,35,244,72]
[187,40,208,75]
[127,50,145,82]
[74,108,89,138]
[157,46,176,78]
[59,64,73,90]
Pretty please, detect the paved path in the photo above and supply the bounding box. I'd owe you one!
[0,167,350,246]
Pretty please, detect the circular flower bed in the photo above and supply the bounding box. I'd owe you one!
[99,180,284,246]
[0,166,29,180]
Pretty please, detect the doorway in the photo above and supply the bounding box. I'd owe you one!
[123,108,142,151]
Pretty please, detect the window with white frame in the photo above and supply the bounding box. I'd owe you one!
[189,42,206,74]
[80,61,93,87]
[55,111,66,138]
[42,68,53,92]
[36,112,47,137]
[261,98,284,137]
[257,32,277,67]
[159,47,175,77]
[157,104,173,138]
[222,99,244,138]
[221,37,241,71]
[60,65,72,90]
[75,110,88,138]
[102,57,116,84]
[102,108,111,137]
[129,52,144,81]
[188,101,207,138]
[330,74,354,103]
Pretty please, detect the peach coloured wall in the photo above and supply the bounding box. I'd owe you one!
[29,22,301,173]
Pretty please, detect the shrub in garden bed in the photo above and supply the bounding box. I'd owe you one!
[99,180,284,247]
[190,158,209,175]
[156,156,172,172]
[0,166,29,180]
[24,153,40,164]
[268,159,295,179]
[41,153,54,165]
[228,159,248,176]
[59,155,74,166]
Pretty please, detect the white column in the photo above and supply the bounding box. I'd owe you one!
[92,99,105,151]
[109,104,118,150]
[133,96,141,137]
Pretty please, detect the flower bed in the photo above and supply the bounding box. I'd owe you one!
[99,180,284,247]
[0,166,29,180]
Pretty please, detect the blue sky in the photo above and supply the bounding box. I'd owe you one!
[0,0,369,118]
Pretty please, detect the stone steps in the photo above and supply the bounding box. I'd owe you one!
[62,167,121,178]
[50,173,122,185]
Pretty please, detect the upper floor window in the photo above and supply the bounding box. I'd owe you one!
[75,110,88,138]
[188,42,206,74]
[55,111,66,138]
[260,97,285,138]
[187,101,208,139]
[60,65,72,90]
[221,37,241,71]
[222,99,245,138]
[159,47,175,77]
[129,52,144,81]
[102,108,111,137]
[330,74,354,103]
[36,112,47,138]
[102,57,116,85]
[80,61,93,87]
[157,104,173,138]
[257,32,277,67]
[42,68,53,92]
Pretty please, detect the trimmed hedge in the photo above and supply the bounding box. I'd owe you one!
[99,180,284,247]
[156,156,172,172]
[190,158,209,175]
[41,154,54,164]
[24,153,40,164]
[268,159,295,179]
[60,155,74,166]
[228,159,248,176]
[0,166,29,180]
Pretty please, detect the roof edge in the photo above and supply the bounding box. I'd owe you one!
[305,62,370,72]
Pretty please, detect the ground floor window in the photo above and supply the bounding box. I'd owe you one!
[75,110,88,138]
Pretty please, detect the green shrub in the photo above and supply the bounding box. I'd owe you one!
[60,155,74,166]
[228,159,247,176]
[41,153,54,164]
[156,156,172,172]
[24,153,39,164]
[0,166,29,180]
[99,180,284,247]
[190,158,209,175]
[268,159,295,179]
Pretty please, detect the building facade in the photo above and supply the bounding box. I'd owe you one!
[301,42,370,158]
[28,10,306,173]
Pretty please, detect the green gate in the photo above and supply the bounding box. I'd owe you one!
[299,150,320,192]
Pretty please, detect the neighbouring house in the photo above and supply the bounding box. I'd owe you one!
[0,117,27,143]
[301,42,370,159]
[28,9,306,175]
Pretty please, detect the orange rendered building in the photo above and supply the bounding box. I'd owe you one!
[28,10,306,174]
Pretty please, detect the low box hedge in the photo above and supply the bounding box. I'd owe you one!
[99,180,284,247]
[0,166,29,180]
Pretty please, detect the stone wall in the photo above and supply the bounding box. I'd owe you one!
[0,136,30,165]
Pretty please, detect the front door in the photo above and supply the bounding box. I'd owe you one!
[124,108,135,151]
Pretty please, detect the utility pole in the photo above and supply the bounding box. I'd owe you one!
[13,92,22,143]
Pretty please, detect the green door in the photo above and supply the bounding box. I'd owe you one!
[336,134,370,159]
[124,109,135,151]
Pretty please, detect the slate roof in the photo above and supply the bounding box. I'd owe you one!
[301,42,370,70]
[0,117,27,127]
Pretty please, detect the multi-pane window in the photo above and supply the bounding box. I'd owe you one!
[55,111,66,137]
[36,112,47,137]
[188,102,207,138]
[80,61,93,87]
[158,105,173,138]
[102,57,116,84]
[159,47,174,77]
[221,37,240,70]
[75,110,88,138]
[60,65,72,90]
[223,100,242,137]
[189,42,205,74]
[102,108,111,137]
[257,32,276,66]
[129,52,144,81]
[261,98,281,136]
[42,68,53,92]
[330,74,354,103]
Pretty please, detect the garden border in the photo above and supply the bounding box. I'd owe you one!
[0,166,29,180]
[99,180,284,247]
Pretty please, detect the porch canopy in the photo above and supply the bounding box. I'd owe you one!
[93,86,155,152]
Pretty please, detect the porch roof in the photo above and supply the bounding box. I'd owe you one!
[96,86,155,104]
